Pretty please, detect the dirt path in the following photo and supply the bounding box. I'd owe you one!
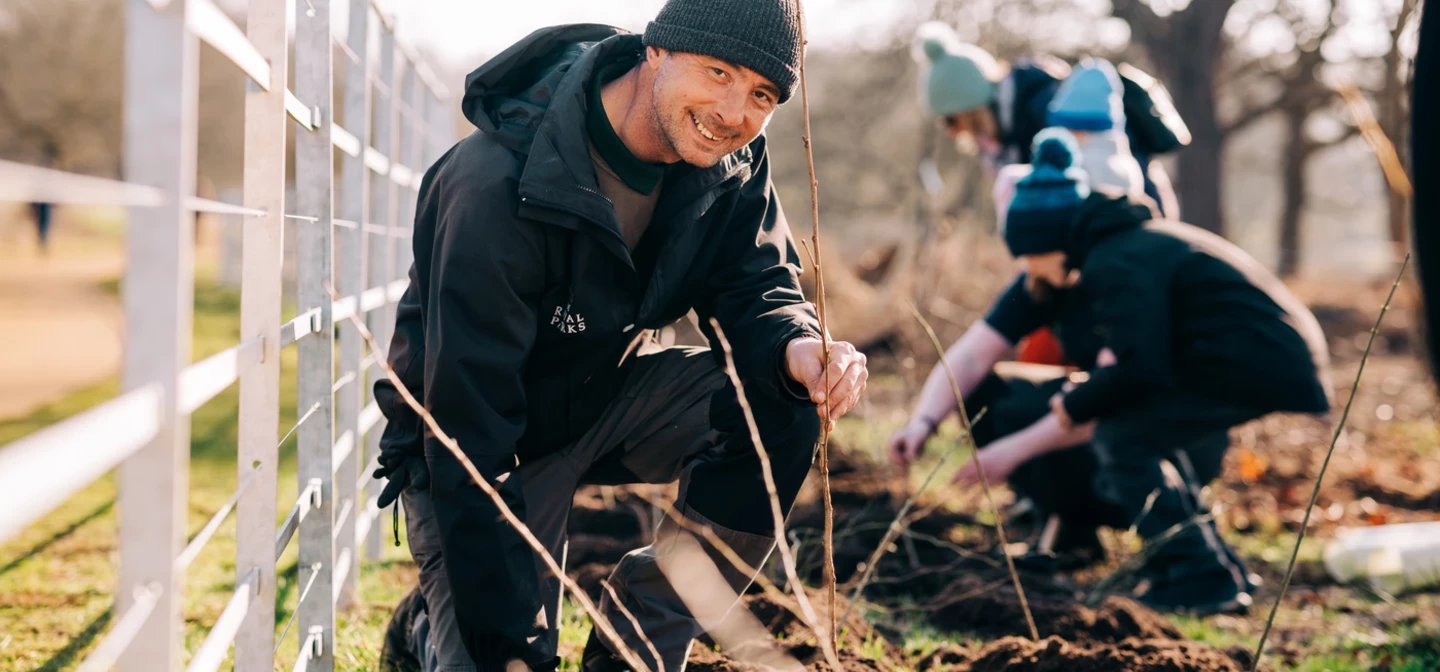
[0,249,123,420]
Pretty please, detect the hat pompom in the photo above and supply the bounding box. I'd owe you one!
[1031,128,1081,172]
[913,21,958,63]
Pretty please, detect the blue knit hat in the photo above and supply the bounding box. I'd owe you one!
[913,22,1001,117]
[1004,128,1091,257]
[1046,58,1126,132]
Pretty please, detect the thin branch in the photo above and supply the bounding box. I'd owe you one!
[904,303,1038,641]
[602,581,665,672]
[1084,513,1215,607]
[1307,122,1364,153]
[324,283,653,672]
[1339,84,1415,197]
[1249,254,1409,672]
[1222,98,1283,139]
[793,0,837,649]
[710,318,844,671]
[634,493,813,632]
[838,407,988,625]
[839,452,950,626]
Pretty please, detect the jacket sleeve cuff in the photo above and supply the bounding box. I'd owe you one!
[775,330,820,402]
[1062,381,1111,425]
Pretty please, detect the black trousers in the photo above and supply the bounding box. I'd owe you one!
[967,374,1263,566]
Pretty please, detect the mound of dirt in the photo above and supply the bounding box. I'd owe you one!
[928,578,1182,643]
[958,636,1245,672]
[913,645,976,670]
[686,645,886,672]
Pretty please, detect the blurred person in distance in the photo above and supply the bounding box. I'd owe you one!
[914,22,1189,377]
[913,20,1186,218]
[371,0,868,670]
[886,129,1333,616]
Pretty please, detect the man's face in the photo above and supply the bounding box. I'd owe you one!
[1019,252,1074,300]
[647,47,780,168]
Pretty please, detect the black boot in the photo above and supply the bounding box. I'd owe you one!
[580,630,629,672]
[379,585,426,672]
[1132,461,1252,616]
[1094,450,1251,615]
[1139,558,1253,616]
[1051,524,1109,570]
[1168,449,1263,595]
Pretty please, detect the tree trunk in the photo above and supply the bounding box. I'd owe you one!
[1174,83,1225,235]
[1277,109,1308,278]
[1128,0,1235,236]
[1382,10,1413,260]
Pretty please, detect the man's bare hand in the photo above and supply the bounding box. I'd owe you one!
[786,337,868,431]
[1049,393,1074,430]
[886,418,935,470]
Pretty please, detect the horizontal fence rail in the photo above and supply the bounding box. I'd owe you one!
[0,0,453,669]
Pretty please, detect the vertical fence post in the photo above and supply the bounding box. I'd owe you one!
[235,0,289,668]
[399,58,420,287]
[117,1,195,670]
[363,14,397,562]
[340,0,374,568]
[296,0,342,661]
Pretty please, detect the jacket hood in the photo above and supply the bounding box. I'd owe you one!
[1066,192,1154,265]
[461,24,629,150]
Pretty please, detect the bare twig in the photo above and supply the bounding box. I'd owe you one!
[905,303,1039,641]
[1083,513,1215,607]
[1337,84,1414,198]
[602,581,665,672]
[324,283,652,672]
[634,493,809,627]
[793,0,837,647]
[710,318,844,671]
[839,449,951,626]
[902,577,1012,614]
[900,530,1002,568]
[1250,254,1408,672]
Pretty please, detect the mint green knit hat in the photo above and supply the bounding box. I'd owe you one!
[913,21,1001,117]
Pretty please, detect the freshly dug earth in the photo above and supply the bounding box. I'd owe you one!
[565,450,1240,671]
[926,579,1182,643]
[953,636,1246,672]
[686,646,885,672]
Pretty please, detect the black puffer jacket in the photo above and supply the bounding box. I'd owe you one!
[374,24,818,660]
[1052,195,1332,424]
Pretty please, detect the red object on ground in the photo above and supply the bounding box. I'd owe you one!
[1016,326,1069,366]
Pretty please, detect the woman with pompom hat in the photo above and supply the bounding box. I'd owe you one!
[913,21,1185,216]
[888,130,1333,616]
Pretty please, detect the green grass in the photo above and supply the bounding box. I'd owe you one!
[0,281,413,671]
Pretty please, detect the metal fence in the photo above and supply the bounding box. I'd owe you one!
[0,0,453,670]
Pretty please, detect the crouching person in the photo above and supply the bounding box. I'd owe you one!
[373,2,869,670]
[888,130,1331,615]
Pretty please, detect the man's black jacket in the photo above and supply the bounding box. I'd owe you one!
[985,195,1332,425]
[373,24,818,658]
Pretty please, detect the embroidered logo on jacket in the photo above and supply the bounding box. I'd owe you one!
[551,305,586,334]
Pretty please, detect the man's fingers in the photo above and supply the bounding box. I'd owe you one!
[826,363,866,417]
[832,373,867,420]
[903,435,924,464]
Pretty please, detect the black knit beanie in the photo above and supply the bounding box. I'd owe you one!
[643,0,803,103]
[1004,128,1091,257]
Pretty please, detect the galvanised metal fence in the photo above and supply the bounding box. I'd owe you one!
[0,0,454,669]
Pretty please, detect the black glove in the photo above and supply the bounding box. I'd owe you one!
[374,453,429,510]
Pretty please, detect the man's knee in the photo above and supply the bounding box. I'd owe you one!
[688,384,819,534]
[762,399,823,506]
